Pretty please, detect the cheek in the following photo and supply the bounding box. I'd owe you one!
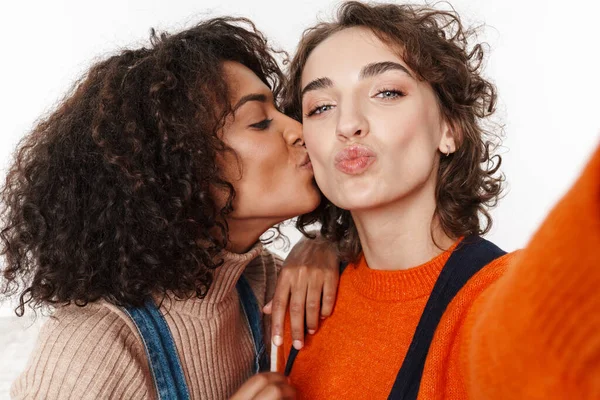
[228,140,283,215]
[368,104,441,191]
[304,127,331,178]
[240,141,285,188]
[221,132,280,199]
[377,99,440,151]
[303,119,336,161]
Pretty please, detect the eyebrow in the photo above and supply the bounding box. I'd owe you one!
[301,77,334,98]
[233,93,269,112]
[359,61,413,80]
[301,61,413,99]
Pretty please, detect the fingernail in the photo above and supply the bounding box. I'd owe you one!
[273,335,283,347]
[293,340,303,350]
[308,329,316,335]
[320,316,326,320]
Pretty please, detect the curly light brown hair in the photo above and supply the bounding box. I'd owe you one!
[1,17,285,315]
[285,1,504,261]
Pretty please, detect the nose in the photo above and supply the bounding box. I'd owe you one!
[336,100,369,140]
[282,114,305,147]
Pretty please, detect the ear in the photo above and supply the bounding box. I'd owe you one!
[437,119,457,156]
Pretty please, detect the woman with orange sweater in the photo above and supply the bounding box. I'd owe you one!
[270,2,600,398]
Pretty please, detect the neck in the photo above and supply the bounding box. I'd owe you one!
[223,217,279,254]
[352,179,455,271]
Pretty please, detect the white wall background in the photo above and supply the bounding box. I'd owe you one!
[1,0,599,396]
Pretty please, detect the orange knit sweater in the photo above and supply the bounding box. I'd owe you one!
[282,144,600,399]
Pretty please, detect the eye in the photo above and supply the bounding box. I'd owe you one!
[374,89,405,100]
[250,118,273,130]
[306,104,334,117]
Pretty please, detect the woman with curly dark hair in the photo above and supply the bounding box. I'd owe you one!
[0,16,339,400]
[271,2,600,399]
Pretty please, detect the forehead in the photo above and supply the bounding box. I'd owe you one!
[302,27,406,84]
[222,61,271,102]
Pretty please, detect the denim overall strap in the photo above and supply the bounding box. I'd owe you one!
[387,236,506,400]
[236,273,270,373]
[122,299,191,400]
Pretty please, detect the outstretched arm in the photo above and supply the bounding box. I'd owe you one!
[463,144,600,398]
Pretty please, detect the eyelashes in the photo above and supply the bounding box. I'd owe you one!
[374,88,406,100]
[306,105,334,117]
[304,88,406,117]
[249,118,273,130]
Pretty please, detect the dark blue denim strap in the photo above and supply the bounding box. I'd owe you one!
[122,299,191,400]
[237,273,269,373]
[388,236,506,400]
[123,275,267,398]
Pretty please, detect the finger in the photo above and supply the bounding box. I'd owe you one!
[263,300,272,315]
[320,272,339,318]
[253,380,297,400]
[289,274,308,350]
[305,278,323,334]
[231,373,287,400]
[270,276,292,347]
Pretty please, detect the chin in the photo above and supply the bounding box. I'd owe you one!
[328,189,384,212]
[270,189,321,220]
[299,181,321,208]
[292,191,322,215]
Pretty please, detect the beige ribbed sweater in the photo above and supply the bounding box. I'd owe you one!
[11,244,281,400]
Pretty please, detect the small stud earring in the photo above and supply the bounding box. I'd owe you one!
[445,144,451,157]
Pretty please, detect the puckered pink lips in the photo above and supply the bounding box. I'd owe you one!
[334,144,376,175]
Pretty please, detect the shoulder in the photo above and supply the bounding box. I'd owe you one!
[470,249,522,288]
[46,301,145,355]
[430,249,521,353]
[442,248,521,322]
[11,301,152,399]
[448,249,522,327]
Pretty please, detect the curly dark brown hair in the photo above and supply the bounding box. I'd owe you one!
[0,17,286,316]
[285,1,504,262]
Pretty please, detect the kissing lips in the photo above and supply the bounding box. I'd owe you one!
[334,145,376,175]
[298,154,313,170]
